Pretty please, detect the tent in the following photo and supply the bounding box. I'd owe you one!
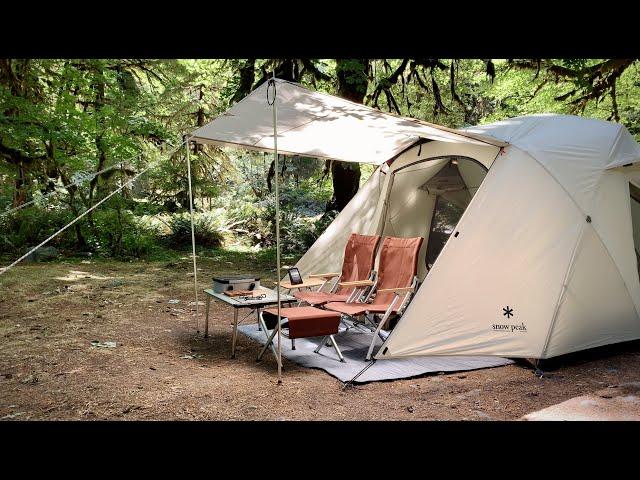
[191,78,640,363]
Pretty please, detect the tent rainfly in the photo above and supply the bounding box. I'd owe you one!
[191,78,640,362]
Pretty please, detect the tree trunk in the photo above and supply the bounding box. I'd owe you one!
[328,161,361,211]
[196,85,205,153]
[88,65,106,231]
[327,59,369,212]
[231,59,256,104]
[59,169,88,250]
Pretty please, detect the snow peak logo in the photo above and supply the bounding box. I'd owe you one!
[493,306,526,332]
[493,322,527,333]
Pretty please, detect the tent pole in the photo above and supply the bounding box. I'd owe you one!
[186,136,200,333]
[269,73,282,384]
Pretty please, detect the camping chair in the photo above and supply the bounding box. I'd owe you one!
[324,236,423,361]
[257,307,344,362]
[294,233,381,307]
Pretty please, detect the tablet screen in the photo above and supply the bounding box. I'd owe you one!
[288,267,303,285]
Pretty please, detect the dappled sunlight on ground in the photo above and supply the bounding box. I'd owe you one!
[54,270,112,282]
[1,255,639,420]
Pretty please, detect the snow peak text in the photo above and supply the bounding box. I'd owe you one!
[492,322,527,333]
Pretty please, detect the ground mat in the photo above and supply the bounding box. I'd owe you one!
[238,323,513,383]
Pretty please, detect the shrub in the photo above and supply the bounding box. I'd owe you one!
[87,208,160,259]
[163,212,226,249]
[227,200,274,247]
[0,207,76,255]
[224,192,338,254]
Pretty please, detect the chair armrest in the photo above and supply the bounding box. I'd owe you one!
[279,278,326,289]
[308,272,341,279]
[377,286,415,295]
[338,279,374,287]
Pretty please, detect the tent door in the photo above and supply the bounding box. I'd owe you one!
[423,159,474,271]
[425,192,466,270]
[380,156,488,280]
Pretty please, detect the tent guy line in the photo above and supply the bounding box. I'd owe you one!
[0,139,188,278]
[0,158,142,219]
[0,139,186,219]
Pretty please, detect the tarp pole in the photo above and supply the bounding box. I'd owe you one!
[185,136,200,332]
[269,74,282,384]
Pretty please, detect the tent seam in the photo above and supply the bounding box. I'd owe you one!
[190,137,382,164]
[541,221,586,358]
[522,151,625,291]
[543,221,640,358]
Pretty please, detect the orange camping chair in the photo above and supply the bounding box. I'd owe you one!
[257,236,422,364]
[325,236,423,360]
[256,233,380,364]
[294,233,381,306]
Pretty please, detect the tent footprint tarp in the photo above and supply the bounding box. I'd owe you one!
[238,324,513,383]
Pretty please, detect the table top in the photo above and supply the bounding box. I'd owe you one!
[204,287,296,308]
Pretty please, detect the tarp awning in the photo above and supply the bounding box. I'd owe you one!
[190,79,507,164]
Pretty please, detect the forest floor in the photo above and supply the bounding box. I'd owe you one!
[1,252,640,421]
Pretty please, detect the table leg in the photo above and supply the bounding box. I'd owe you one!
[204,295,211,338]
[231,308,239,359]
[257,315,281,366]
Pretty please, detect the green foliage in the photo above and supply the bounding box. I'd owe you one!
[227,200,274,247]
[336,59,369,98]
[296,210,338,252]
[87,208,160,258]
[162,212,226,250]
[0,208,75,254]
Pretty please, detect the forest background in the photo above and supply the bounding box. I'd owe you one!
[1,58,637,263]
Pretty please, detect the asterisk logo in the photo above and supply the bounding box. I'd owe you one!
[503,306,514,318]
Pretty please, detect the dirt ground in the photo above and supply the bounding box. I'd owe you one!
[1,254,640,421]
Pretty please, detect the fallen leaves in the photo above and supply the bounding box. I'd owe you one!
[90,341,117,348]
[180,354,203,360]
[1,412,25,420]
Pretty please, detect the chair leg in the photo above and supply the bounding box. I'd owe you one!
[314,336,328,354]
[366,314,391,361]
[366,296,400,361]
[257,313,280,362]
[329,335,345,362]
[314,335,344,362]
[291,338,296,350]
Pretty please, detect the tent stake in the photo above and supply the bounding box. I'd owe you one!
[186,136,200,333]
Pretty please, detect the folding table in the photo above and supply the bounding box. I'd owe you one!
[203,287,295,358]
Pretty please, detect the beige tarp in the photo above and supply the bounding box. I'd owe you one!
[191,79,506,164]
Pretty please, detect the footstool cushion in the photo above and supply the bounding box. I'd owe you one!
[262,306,341,339]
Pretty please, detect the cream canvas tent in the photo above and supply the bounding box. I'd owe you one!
[191,78,640,362]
